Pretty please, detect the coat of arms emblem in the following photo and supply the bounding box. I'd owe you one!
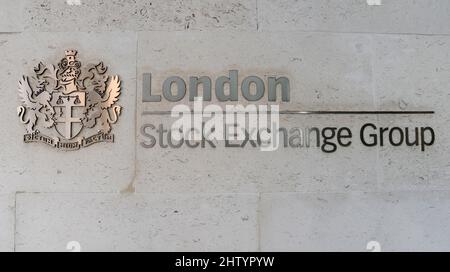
[17,49,122,150]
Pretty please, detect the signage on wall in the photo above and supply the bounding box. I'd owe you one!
[140,71,435,153]
[16,49,435,153]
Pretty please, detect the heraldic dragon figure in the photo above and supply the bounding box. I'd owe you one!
[17,50,122,147]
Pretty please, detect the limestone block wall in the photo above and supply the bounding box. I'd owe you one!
[0,0,450,251]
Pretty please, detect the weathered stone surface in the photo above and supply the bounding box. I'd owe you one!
[15,193,258,251]
[0,32,136,193]
[24,0,257,31]
[258,0,450,34]
[0,0,24,32]
[373,34,450,191]
[0,194,14,252]
[0,0,448,252]
[260,191,450,251]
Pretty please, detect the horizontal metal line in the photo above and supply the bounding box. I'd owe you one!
[142,110,435,115]
[280,110,435,115]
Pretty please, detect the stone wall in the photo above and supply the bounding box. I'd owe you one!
[1,0,450,251]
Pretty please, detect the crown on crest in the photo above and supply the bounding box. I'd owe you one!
[64,49,78,57]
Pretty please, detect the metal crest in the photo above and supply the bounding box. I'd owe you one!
[17,50,122,150]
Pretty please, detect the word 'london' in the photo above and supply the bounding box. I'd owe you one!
[142,70,290,102]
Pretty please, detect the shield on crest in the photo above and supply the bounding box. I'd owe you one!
[52,92,86,140]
